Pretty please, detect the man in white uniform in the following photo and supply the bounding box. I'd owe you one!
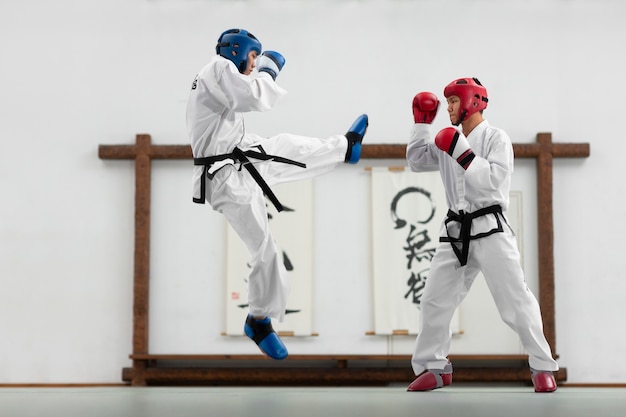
[186,28,368,360]
[405,78,559,392]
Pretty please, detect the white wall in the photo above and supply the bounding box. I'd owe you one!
[1,0,624,384]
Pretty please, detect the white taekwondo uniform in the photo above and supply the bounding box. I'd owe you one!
[406,120,559,375]
[186,55,347,322]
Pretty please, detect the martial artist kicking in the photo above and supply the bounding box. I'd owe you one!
[405,77,559,392]
[186,28,368,360]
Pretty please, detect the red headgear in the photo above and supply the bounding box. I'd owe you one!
[443,77,488,125]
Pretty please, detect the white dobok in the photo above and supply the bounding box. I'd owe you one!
[406,121,559,375]
[187,55,347,322]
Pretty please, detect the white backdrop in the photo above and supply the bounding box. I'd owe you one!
[1,0,625,384]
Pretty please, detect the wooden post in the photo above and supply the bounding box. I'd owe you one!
[512,133,590,356]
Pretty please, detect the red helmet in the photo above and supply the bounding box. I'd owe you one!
[443,77,488,124]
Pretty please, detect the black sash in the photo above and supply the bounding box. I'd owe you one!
[440,204,505,266]
[193,146,306,212]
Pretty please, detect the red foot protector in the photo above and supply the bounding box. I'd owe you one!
[532,371,557,393]
[407,370,453,392]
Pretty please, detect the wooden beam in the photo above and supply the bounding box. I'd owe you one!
[120,366,568,386]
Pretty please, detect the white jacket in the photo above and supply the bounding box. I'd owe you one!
[186,55,287,200]
[406,120,514,238]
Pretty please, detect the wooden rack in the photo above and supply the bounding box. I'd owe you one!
[98,134,589,386]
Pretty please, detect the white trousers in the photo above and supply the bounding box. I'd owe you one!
[411,227,559,375]
[204,133,347,322]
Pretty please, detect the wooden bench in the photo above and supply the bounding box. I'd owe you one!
[122,353,567,386]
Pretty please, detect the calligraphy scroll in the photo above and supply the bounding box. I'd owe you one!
[371,167,460,335]
[225,179,314,336]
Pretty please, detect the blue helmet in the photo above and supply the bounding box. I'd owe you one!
[215,29,262,74]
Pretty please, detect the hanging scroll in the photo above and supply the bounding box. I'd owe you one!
[225,179,314,336]
[371,167,459,335]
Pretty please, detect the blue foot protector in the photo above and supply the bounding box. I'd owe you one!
[345,114,369,164]
[347,142,361,164]
[244,315,288,360]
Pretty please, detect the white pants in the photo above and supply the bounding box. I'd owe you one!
[204,133,347,322]
[411,227,559,375]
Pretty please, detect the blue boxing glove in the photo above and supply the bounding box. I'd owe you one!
[256,51,285,80]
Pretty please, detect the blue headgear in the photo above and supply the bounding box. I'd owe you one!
[215,29,262,74]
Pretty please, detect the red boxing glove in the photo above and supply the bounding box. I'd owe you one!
[434,127,475,169]
[412,92,439,124]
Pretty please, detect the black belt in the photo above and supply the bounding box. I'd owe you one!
[440,204,504,266]
[193,146,306,212]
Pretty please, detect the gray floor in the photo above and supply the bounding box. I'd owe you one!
[0,386,625,417]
